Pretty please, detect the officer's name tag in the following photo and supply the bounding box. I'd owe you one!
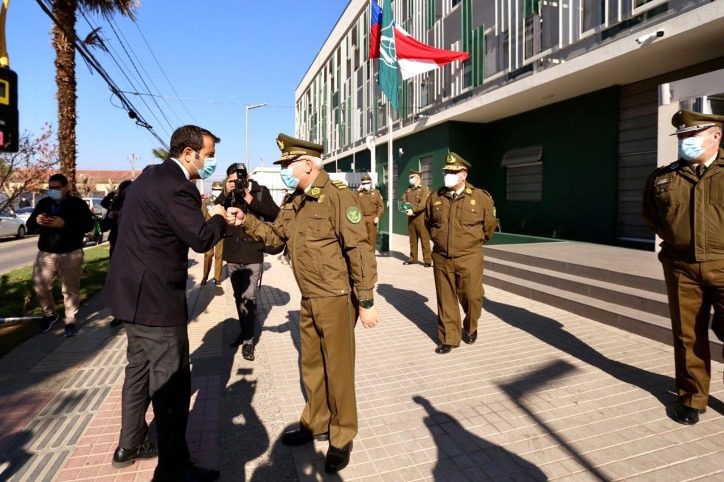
[433,200,442,206]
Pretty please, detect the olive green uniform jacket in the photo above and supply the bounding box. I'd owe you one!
[243,170,377,301]
[643,148,724,262]
[425,183,496,257]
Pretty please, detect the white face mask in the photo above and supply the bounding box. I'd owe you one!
[409,177,417,187]
[444,173,459,189]
[361,183,371,191]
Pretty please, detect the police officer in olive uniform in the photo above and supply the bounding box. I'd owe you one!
[401,169,432,266]
[643,110,724,425]
[425,153,496,354]
[356,173,384,248]
[238,134,378,473]
[201,181,225,286]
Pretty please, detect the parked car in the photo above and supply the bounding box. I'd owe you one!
[14,206,34,223]
[0,209,26,239]
[82,197,107,218]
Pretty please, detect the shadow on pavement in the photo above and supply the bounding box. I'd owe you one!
[377,283,437,343]
[485,298,724,417]
[254,285,291,345]
[413,395,546,481]
[249,423,313,482]
[0,431,31,481]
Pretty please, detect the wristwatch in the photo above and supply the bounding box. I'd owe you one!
[359,299,374,309]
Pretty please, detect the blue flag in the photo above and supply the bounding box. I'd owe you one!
[377,0,399,110]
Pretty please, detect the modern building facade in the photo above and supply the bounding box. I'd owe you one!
[295,0,724,248]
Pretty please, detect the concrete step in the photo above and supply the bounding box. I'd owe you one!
[485,257,670,318]
[484,268,723,363]
[486,246,666,294]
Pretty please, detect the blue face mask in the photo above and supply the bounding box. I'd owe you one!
[48,189,63,201]
[280,167,299,189]
[678,136,711,161]
[197,156,217,180]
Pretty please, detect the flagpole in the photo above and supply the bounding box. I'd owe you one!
[387,102,393,247]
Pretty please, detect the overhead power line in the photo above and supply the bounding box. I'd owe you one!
[33,0,168,149]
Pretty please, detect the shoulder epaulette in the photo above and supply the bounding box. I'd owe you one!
[481,189,493,199]
[330,180,348,190]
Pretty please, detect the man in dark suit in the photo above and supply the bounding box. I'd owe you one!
[105,125,240,482]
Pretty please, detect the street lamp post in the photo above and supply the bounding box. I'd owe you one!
[245,103,268,165]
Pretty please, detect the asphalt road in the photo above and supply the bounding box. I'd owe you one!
[0,235,39,274]
[0,234,108,274]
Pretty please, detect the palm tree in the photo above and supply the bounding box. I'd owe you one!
[52,0,137,194]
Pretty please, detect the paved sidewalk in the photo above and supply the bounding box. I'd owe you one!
[1,237,723,481]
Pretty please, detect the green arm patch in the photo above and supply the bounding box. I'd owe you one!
[346,207,362,224]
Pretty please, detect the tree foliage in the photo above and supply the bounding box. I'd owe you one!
[0,124,59,214]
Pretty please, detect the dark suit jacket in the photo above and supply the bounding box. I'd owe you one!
[105,160,227,326]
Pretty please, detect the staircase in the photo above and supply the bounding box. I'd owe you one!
[484,244,724,363]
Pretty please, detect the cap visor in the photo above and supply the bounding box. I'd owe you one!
[671,123,717,135]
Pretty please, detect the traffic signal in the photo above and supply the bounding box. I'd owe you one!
[0,67,18,152]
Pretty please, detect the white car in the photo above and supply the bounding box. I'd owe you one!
[0,209,27,239]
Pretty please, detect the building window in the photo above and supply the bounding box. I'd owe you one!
[462,60,472,89]
[501,145,543,201]
[452,0,461,7]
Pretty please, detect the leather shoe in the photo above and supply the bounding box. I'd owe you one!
[325,443,352,473]
[672,403,702,425]
[152,464,219,482]
[435,344,453,354]
[112,439,158,468]
[403,260,416,265]
[462,330,478,344]
[280,427,329,446]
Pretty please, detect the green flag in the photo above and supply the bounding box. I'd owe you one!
[378,0,399,110]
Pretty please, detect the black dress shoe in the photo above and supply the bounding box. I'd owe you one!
[403,260,416,265]
[112,439,158,468]
[325,443,352,473]
[672,403,702,425]
[462,330,478,344]
[152,464,220,482]
[435,344,453,354]
[280,427,329,446]
[242,342,255,361]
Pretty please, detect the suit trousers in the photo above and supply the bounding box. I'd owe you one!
[227,262,263,342]
[407,215,431,263]
[432,250,484,346]
[32,249,83,323]
[298,295,357,448]
[120,322,191,472]
[363,216,378,250]
[661,256,724,410]
[202,240,223,282]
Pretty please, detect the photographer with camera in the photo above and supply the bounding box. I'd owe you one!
[101,180,133,259]
[215,163,280,361]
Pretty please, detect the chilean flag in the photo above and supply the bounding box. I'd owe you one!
[394,25,469,80]
[368,1,469,80]
[369,0,383,59]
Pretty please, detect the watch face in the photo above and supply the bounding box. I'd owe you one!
[359,299,374,309]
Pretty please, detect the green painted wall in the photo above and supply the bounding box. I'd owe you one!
[331,86,621,243]
[478,87,621,243]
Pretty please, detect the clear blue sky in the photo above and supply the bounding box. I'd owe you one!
[7,0,345,180]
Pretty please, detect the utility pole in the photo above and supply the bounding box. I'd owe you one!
[128,153,139,178]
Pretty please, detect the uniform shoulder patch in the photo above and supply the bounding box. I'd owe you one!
[481,189,493,199]
[330,180,348,190]
[346,206,361,223]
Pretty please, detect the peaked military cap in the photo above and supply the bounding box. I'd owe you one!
[671,110,724,135]
[211,181,224,189]
[443,152,471,172]
[409,169,422,176]
[274,133,324,164]
[361,174,372,182]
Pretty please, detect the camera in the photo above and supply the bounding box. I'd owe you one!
[224,162,249,209]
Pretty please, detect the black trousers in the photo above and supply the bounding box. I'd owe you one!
[120,322,191,472]
[227,262,262,342]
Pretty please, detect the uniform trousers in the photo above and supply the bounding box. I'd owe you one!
[119,322,191,473]
[227,262,263,342]
[298,295,357,448]
[432,250,484,346]
[661,255,724,410]
[33,249,83,323]
[363,216,378,250]
[202,240,223,283]
[407,214,432,263]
